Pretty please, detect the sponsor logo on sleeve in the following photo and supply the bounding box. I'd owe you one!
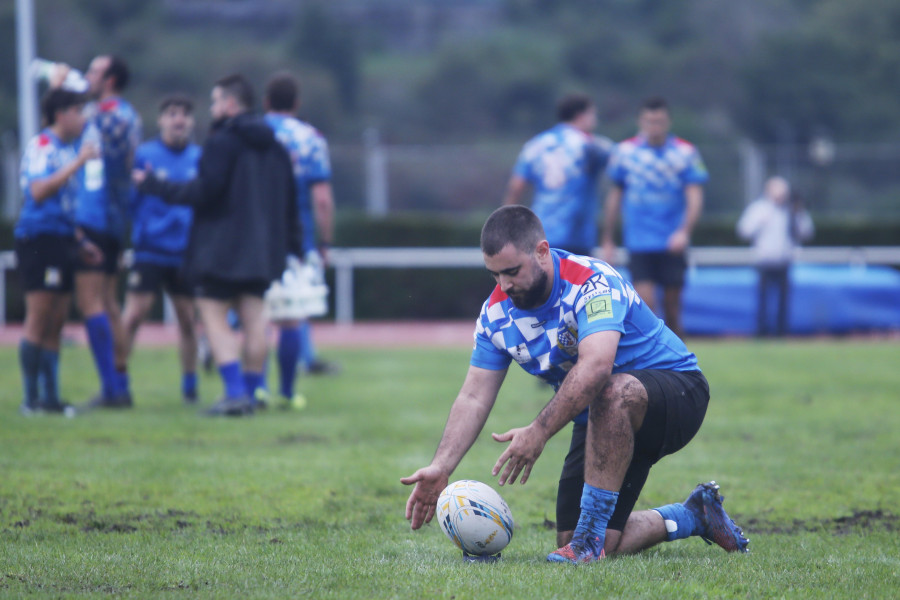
[586,294,614,322]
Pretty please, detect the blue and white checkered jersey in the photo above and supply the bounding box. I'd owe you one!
[265,113,331,253]
[513,124,612,252]
[471,250,699,423]
[606,134,708,252]
[15,129,78,239]
[77,96,142,237]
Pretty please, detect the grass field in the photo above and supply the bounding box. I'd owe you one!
[1,337,899,598]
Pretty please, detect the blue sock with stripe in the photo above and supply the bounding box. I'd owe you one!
[652,503,697,541]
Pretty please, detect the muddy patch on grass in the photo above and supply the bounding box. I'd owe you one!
[744,510,899,535]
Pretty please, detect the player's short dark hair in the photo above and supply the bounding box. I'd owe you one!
[159,94,194,114]
[640,95,669,112]
[40,88,86,126]
[214,73,255,110]
[481,206,546,257]
[556,93,593,123]
[265,73,299,112]
[104,56,130,92]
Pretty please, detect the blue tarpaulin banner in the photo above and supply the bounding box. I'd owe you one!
[673,264,900,335]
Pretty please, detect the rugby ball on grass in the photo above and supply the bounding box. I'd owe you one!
[436,480,514,556]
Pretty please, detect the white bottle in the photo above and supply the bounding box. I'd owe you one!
[31,58,89,93]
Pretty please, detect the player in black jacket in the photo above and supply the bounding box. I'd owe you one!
[135,74,301,416]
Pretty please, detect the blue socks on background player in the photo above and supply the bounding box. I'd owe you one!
[85,313,119,399]
[277,326,301,399]
[243,371,264,402]
[218,361,245,399]
[39,348,61,405]
[653,502,699,541]
[298,321,315,368]
[19,339,42,408]
[182,372,197,401]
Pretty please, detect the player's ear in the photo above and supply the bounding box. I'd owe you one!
[535,240,550,260]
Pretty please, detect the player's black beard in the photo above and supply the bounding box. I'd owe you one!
[509,269,549,310]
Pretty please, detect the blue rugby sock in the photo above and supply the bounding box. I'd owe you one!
[243,371,264,401]
[572,484,619,553]
[652,503,697,542]
[218,361,245,399]
[85,314,118,398]
[299,321,315,367]
[117,370,130,396]
[182,372,197,400]
[19,339,42,407]
[38,348,61,405]
[277,326,301,398]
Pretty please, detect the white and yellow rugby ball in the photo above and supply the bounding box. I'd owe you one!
[436,480,514,556]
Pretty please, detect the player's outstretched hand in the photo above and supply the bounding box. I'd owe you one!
[491,424,547,486]
[400,465,449,530]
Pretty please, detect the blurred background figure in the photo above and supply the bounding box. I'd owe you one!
[503,92,612,257]
[264,72,338,397]
[15,89,101,416]
[59,55,142,409]
[737,176,814,337]
[116,94,201,404]
[602,96,707,339]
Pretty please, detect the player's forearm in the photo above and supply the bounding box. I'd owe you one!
[680,184,704,235]
[534,363,609,438]
[601,187,623,242]
[431,392,493,474]
[29,157,86,202]
[311,183,335,246]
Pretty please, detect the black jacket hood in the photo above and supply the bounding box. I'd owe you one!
[213,112,277,149]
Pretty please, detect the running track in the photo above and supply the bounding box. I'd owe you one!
[0,321,476,349]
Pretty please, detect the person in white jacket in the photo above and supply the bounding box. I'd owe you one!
[737,176,814,337]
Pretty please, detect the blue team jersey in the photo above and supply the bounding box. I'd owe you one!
[513,124,612,252]
[76,96,142,237]
[606,134,708,252]
[15,129,78,239]
[471,249,699,423]
[130,139,201,266]
[265,113,331,253]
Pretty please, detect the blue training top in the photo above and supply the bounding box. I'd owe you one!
[471,249,699,424]
[15,129,79,239]
[512,124,612,252]
[130,138,201,266]
[606,134,708,252]
[265,113,331,253]
[75,96,142,238]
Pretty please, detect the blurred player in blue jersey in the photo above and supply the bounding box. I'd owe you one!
[15,89,103,416]
[264,73,337,406]
[403,206,747,563]
[504,93,612,257]
[65,55,142,408]
[115,95,201,404]
[602,96,707,339]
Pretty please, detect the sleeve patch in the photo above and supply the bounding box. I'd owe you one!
[586,294,614,322]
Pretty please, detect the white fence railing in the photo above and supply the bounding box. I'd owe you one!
[3,246,900,325]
